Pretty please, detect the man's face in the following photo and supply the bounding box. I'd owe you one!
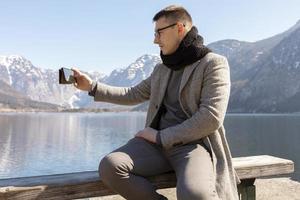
[153,17,182,55]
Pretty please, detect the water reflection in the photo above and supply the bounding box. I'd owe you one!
[225,114,300,181]
[0,112,146,178]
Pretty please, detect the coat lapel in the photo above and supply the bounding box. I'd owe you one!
[179,61,200,94]
[157,66,171,105]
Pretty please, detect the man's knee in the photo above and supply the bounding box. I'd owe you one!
[98,152,132,182]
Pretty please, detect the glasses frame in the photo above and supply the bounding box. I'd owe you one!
[154,23,178,38]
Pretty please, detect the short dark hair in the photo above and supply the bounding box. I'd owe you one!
[152,5,192,25]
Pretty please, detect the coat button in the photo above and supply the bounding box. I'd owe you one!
[155,105,158,109]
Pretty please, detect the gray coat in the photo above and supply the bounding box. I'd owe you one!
[93,52,240,200]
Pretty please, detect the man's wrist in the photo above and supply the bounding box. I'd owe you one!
[88,81,97,97]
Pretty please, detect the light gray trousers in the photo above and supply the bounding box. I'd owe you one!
[99,137,219,200]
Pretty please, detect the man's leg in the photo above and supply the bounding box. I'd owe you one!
[165,140,219,200]
[99,137,172,200]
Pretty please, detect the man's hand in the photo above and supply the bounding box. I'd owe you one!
[72,68,93,91]
[135,127,158,143]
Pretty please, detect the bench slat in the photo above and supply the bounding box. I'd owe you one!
[0,155,294,200]
[233,155,294,179]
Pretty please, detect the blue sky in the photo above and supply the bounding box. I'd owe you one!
[1,0,300,75]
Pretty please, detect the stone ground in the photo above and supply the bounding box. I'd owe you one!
[81,178,300,200]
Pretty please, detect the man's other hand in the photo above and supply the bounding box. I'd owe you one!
[135,127,158,143]
[72,68,93,91]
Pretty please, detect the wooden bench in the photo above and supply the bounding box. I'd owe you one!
[0,155,294,200]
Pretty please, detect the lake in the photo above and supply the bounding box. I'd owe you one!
[0,112,299,181]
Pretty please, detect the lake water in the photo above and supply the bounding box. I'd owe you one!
[0,112,299,181]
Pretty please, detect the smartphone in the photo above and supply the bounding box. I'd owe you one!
[59,67,76,84]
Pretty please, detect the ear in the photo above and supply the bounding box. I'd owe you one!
[177,23,186,37]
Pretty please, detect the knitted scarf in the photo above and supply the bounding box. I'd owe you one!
[160,26,211,71]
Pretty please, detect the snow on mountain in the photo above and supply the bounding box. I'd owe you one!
[0,55,106,108]
[209,20,300,113]
[105,54,161,86]
[0,55,28,85]
[0,54,160,109]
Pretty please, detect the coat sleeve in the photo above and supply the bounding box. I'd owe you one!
[92,65,159,105]
[159,57,231,149]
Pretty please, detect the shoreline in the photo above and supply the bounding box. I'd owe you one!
[0,108,134,113]
[1,107,300,115]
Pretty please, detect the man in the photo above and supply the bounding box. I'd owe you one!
[72,5,240,200]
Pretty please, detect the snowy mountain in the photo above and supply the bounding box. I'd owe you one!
[0,79,61,111]
[208,20,300,83]
[209,20,300,113]
[0,55,106,108]
[0,54,160,109]
[229,25,300,112]
[104,54,161,86]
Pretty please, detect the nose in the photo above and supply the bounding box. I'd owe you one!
[153,34,159,44]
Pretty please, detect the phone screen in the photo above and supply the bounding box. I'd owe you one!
[62,68,74,82]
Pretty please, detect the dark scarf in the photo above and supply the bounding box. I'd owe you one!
[160,26,211,71]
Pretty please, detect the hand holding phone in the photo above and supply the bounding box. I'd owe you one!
[64,68,93,91]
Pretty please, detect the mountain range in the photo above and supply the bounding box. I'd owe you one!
[208,20,300,112]
[1,20,300,113]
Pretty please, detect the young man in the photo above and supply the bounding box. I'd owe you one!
[72,5,240,200]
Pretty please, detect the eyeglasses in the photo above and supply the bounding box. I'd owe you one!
[154,23,177,38]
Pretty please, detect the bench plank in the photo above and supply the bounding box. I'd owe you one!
[0,155,294,200]
[233,155,294,179]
